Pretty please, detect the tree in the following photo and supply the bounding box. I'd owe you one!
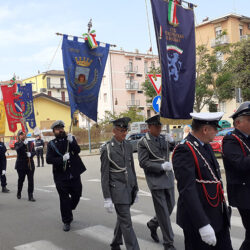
[141,67,161,104]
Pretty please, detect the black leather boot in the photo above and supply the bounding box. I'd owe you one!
[2,187,10,193]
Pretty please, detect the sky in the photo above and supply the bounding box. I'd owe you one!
[0,0,249,81]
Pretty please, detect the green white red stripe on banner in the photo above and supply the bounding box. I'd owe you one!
[168,0,179,26]
[167,45,183,54]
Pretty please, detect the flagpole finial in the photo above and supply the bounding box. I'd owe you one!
[88,19,92,33]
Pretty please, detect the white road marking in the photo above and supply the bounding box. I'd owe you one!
[130,208,143,214]
[75,225,162,250]
[14,240,64,250]
[35,188,54,193]
[80,197,90,201]
[138,189,152,197]
[44,184,56,188]
[87,179,101,182]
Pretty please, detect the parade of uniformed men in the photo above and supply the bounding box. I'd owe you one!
[138,114,176,250]
[0,138,10,193]
[14,130,36,201]
[222,101,250,250]
[173,112,233,250]
[100,117,140,250]
[46,120,86,232]
[35,134,44,167]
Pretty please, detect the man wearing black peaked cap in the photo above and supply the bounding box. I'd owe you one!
[100,117,139,250]
[137,114,176,250]
[46,120,86,232]
[222,101,250,250]
[173,112,233,250]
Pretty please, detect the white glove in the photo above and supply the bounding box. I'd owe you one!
[2,170,6,175]
[165,133,174,143]
[63,153,70,161]
[67,133,73,143]
[23,139,28,145]
[104,198,114,213]
[199,224,217,246]
[161,161,173,171]
[26,152,31,158]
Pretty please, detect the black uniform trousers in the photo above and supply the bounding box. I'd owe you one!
[0,174,7,188]
[17,169,35,195]
[36,149,44,167]
[183,224,233,250]
[111,204,140,250]
[238,208,250,250]
[55,176,82,224]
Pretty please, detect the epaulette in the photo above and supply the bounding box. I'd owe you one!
[145,133,150,140]
[100,141,110,154]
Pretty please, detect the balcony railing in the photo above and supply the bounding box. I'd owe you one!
[240,35,250,41]
[127,100,140,107]
[47,83,67,89]
[125,80,139,90]
[211,35,229,47]
[124,65,138,74]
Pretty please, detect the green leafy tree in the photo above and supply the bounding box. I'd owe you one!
[120,107,144,122]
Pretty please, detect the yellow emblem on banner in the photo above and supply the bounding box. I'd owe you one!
[0,101,6,135]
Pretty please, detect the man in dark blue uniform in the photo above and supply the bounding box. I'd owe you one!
[100,117,139,250]
[222,101,250,250]
[173,112,233,250]
[15,130,36,201]
[137,115,176,250]
[0,138,10,193]
[35,134,44,167]
[46,120,86,232]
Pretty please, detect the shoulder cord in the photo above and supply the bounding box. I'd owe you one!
[143,137,165,162]
[107,143,127,173]
[231,134,250,156]
[50,141,63,157]
[185,141,224,208]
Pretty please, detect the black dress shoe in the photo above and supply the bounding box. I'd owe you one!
[2,187,10,193]
[147,222,159,243]
[17,193,21,199]
[164,244,176,250]
[63,223,70,232]
[111,246,121,250]
[28,195,36,202]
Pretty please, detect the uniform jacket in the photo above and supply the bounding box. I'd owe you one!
[222,128,250,209]
[172,133,229,233]
[35,139,44,151]
[100,137,138,205]
[137,132,175,190]
[0,142,7,171]
[14,140,36,170]
[46,136,86,182]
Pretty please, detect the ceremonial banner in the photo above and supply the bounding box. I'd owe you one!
[16,83,36,129]
[62,35,110,121]
[1,84,25,132]
[151,0,195,124]
[0,101,6,135]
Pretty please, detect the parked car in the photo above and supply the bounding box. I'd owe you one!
[210,128,234,153]
[126,133,146,152]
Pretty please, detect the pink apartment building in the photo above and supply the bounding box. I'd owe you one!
[97,49,159,122]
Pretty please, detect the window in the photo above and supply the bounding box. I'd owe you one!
[151,61,155,69]
[60,78,64,88]
[135,57,141,60]
[144,61,148,74]
[47,77,51,89]
[48,91,52,96]
[239,25,243,37]
[129,60,133,71]
[61,91,65,102]
[104,93,107,103]
[215,26,222,38]
[216,51,224,62]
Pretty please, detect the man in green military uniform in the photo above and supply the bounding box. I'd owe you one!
[100,117,140,250]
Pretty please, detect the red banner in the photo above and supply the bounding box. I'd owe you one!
[0,84,25,133]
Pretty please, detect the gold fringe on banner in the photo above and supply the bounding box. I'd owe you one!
[160,117,192,125]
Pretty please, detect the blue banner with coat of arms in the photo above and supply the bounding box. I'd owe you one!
[62,35,110,121]
[151,0,195,123]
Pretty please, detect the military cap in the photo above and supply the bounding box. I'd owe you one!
[51,120,65,130]
[230,101,250,120]
[190,112,224,128]
[17,130,24,137]
[111,117,131,129]
[145,114,162,125]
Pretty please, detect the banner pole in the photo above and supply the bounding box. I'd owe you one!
[64,119,73,171]
[87,118,91,153]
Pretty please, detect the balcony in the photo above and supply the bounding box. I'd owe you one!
[125,80,139,90]
[127,100,140,107]
[240,35,250,41]
[47,83,67,89]
[124,65,138,74]
[211,35,229,47]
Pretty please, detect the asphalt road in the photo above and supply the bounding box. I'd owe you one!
[0,154,245,250]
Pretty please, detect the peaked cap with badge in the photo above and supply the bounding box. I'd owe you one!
[145,114,162,125]
[51,120,65,130]
[230,101,250,120]
[111,117,131,129]
[190,112,224,128]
